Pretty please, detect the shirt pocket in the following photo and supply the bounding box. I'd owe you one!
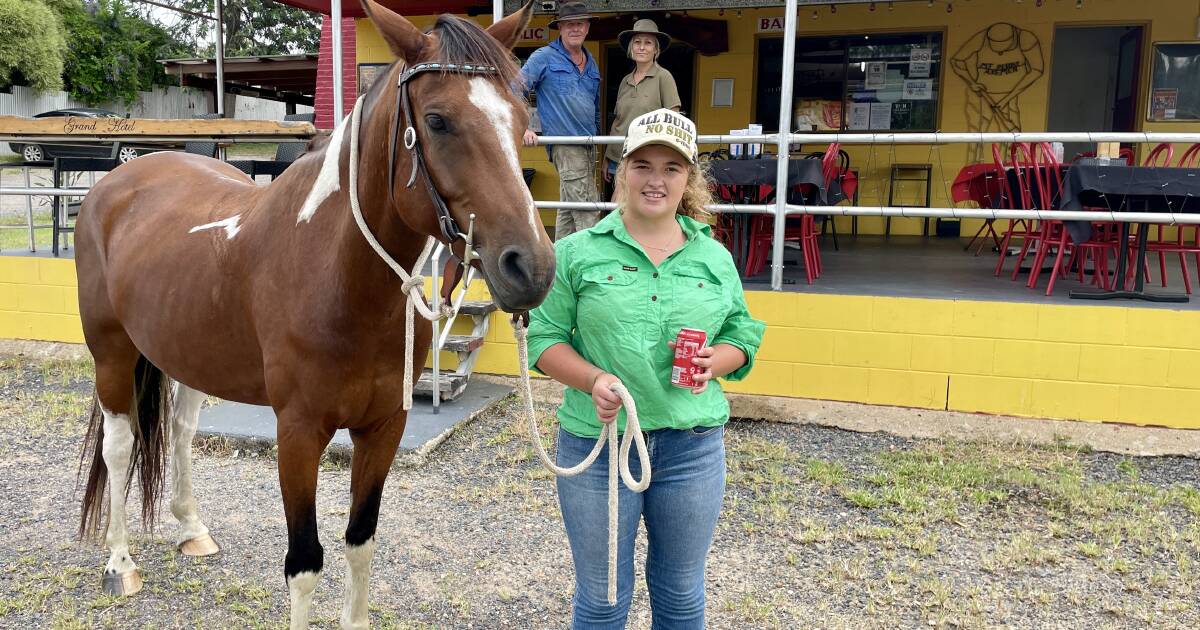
[545,65,580,95]
[577,261,638,336]
[667,261,731,335]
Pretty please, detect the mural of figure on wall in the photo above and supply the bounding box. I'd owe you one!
[951,22,1045,143]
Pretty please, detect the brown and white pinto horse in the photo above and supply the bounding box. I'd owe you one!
[74,1,551,627]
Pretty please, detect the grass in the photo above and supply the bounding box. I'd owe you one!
[0,210,52,251]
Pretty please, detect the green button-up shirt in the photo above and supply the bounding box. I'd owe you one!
[527,211,765,439]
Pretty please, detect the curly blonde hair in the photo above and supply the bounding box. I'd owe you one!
[612,157,714,225]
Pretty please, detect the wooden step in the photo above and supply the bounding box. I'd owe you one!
[442,334,484,353]
[413,369,469,400]
[457,300,497,317]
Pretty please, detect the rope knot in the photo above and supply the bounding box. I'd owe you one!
[401,275,425,293]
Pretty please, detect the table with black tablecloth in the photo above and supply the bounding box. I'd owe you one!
[1058,161,1200,301]
[705,158,847,275]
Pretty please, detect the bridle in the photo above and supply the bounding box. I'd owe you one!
[387,61,503,246]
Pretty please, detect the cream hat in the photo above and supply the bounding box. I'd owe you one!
[621,108,698,164]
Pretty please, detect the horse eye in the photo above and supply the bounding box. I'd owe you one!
[425,114,448,132]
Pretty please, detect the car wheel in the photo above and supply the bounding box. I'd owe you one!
[22,144,44,162]
[117,146,140,163]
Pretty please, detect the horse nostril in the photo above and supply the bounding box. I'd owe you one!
[499,246,532,287]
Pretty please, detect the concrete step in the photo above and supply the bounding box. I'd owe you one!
[196,378,513,458]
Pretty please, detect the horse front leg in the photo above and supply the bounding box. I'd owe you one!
[277,414,335,630]
[341,418,407,629]
[170,383,219,556]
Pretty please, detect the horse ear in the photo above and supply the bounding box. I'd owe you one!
[485,0,535,49]
[360,0,430,65]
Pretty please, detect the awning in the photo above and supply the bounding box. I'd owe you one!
[160,54,318,105]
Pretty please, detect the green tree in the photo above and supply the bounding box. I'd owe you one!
[0,0,67,91]
[57,0,179,105]
[166,0,320,58]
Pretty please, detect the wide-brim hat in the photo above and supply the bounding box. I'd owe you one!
[618,19,671,53]
[548,1,595,29]
[622,108,698,164]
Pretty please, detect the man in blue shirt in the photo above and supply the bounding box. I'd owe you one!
[520,1,601,240]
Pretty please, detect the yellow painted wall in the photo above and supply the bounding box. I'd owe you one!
[356,0,1200,236]
[7,253,1196,429]
[0,257,84,343]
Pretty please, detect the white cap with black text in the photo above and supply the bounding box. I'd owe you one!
[621,108,698,164]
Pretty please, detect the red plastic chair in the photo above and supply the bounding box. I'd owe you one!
[742,143,839,283]
[993,143,1039,277]
[1022,143,1118,294]
[1145,144,1199,293]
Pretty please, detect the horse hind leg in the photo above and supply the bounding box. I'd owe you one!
[341,420,406,630]
[171,383,219,556]
[80,351,170,597]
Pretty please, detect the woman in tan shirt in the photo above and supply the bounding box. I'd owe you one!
[604,19,682,185]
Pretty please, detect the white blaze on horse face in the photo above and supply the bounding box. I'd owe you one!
[467,77,540,237]
[188,215,242,240]
[297,113,350,224]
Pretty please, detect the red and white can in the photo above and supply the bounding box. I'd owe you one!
[671,328,708,388]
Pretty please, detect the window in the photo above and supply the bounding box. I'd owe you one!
[1147,42,1200,121]
[756,32,943,132]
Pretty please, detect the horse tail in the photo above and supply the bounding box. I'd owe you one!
[79,355,172,539]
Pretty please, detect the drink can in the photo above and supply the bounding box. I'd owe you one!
[671,328,708,388]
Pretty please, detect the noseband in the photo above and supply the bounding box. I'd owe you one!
[388,62,502,245]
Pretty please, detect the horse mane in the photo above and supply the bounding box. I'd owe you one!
[358,14,523,119]
[428,14,522,87]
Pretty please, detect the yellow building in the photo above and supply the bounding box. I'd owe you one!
[4,0,1200,430]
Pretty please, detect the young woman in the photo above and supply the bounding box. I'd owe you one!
[603,19,681,186]
[527,109,764,629]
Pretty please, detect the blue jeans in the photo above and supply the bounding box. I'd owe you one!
[556,425,727,630]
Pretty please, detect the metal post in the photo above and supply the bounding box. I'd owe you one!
[23,167,35,252]
[771,0,798,291]
[493,0,503,22]
[214,0,225,117]
[431,248,441,414]
[332,0,344,124]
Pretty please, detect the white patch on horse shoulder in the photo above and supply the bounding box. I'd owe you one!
[189,215,242,240]
[296,115,349,224]
[467,78,540,237]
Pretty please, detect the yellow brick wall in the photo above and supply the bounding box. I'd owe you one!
[0,257,83,343]
[4,255,1197,429]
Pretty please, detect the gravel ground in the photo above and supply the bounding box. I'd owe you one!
[1,356,1198,629]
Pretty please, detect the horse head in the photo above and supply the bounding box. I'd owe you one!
[360,0,554,314]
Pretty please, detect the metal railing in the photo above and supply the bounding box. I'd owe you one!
[531,130,1200,289]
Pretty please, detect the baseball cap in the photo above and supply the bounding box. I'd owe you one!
[621,108,698,164]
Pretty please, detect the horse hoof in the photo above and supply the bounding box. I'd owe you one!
[178,533,220,557]
[101,569,143,596]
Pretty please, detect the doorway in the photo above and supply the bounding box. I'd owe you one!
[1047,25,1143,160]
[601,42,694,198]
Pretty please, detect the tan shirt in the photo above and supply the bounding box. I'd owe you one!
[605,63,682,164]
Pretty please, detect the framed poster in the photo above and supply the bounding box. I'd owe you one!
[357,63,389,97]
[1147,43,1200,121]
